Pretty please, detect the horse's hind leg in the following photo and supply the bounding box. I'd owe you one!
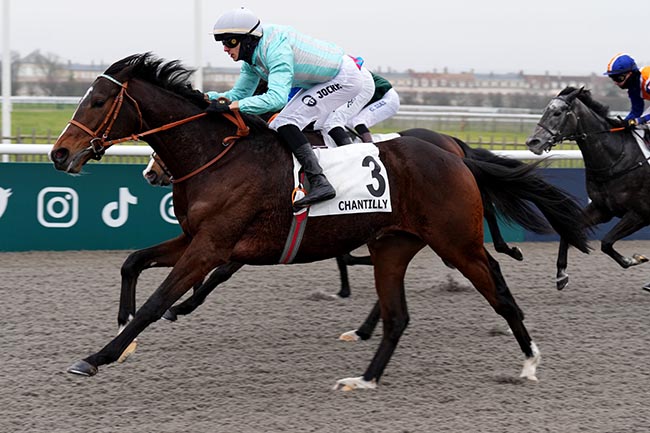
[163,262,245,321]
[339,301,380,341]
[334,233,424,390]
[484,205,523,261]
[600,213,649,268]
[454,248,540,381]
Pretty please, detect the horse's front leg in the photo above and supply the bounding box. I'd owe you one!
[556,204,607,290]
[334,234,423,391]
[118,234,190,327]
[117,234,190,361]
[601,212,649,268]
[69,238,226,377]
[336,253,372,298]
[339,300,380,341]
[163,262,245,321]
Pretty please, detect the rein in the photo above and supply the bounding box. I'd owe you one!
[68,74,250,182]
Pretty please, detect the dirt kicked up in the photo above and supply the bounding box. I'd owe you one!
[1,241,649,433]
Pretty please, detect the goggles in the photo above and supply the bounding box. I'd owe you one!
[217,35,240,49]
[610,73,629,83]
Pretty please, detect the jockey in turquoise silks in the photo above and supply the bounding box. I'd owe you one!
[205,7,366,209]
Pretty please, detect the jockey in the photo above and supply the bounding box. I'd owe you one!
[206,7,365,209]
[346,72,401,143]
[604,53,650,128]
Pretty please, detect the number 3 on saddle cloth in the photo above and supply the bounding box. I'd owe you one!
[279,143,392,264]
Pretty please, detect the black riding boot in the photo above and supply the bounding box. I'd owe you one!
[328,126,354,146]
[278,125,336,209]
[354,124,373,143]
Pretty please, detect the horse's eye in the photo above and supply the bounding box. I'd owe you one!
[91,99,106,108]
[552,110,562,117]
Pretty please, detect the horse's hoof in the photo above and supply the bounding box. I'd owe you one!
[556,276,569,291]
[511,247,524,261]
[333,376,377,391]
[67,360,98,376]
[642,283,650,293]
[162,309,178,321]
[519,342,541,382]
[633,254,649,264]
[117,340,138,363]
[338,330,361,342]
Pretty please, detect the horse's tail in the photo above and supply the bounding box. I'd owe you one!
[452,137,525,169]
[462,156,592,254]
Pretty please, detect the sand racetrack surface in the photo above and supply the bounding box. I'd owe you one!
[1,241,650,432]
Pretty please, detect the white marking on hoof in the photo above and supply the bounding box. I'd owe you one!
[520,341,541,381]
[117,316,137,363]
[338,330,360,342]
[333,376,377,391]
[117,339,138,363]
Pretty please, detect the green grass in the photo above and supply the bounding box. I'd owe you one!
[7,105,536,145]
[5,105,581,167]
[9,106,74,142]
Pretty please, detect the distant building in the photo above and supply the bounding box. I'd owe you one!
[6,51,628,110]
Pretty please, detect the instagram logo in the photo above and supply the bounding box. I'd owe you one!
[159,192,178,224]
[37,187,79,228]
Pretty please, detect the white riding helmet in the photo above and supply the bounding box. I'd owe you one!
[212,7,263,40]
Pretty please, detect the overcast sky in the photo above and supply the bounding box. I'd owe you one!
[2,0,647,77]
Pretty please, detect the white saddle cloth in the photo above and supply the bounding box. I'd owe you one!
[632,126,650,162]
[293,143,393,217]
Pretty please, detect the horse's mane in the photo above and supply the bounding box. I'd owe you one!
[104,52,271,132]
[559,86,611,119]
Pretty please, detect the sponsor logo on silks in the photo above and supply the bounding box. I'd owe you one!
[316,83,342,99]
[301,95,317,107]
[338,198,389,212]
[368,100,387,112]
[0,187,12,219]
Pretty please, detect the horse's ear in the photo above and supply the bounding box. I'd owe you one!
[566,87,582,102]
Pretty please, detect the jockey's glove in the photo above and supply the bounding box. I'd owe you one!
[206,98,231,115]
[626,118,641,128]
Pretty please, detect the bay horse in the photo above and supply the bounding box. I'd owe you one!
[139,125,580,324]
[526,86,650,290]
[51,53,589,389]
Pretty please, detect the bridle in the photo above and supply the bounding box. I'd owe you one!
[535,96,584,148]
[67,74,250,182]
[539,94,649,181]
[536,95,628,150]
[69,74,145,160]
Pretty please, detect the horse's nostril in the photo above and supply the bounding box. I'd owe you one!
[50,148,69,163]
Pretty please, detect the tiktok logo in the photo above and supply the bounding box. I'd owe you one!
[102,187,138,228]
[0,187,11,219]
